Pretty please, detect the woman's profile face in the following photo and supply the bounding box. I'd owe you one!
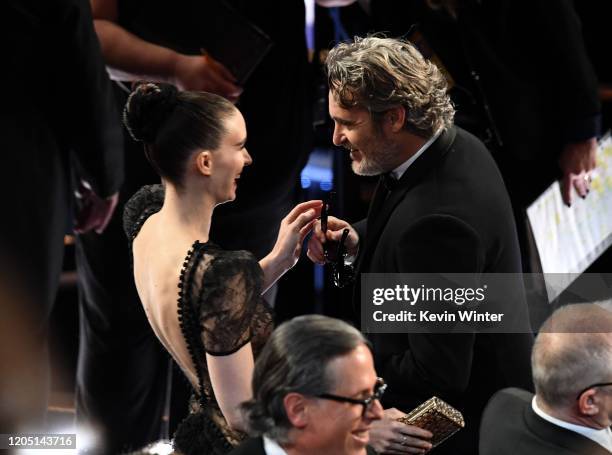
[210,109,252,204]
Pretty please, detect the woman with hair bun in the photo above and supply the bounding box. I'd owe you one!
[122,82,321,454]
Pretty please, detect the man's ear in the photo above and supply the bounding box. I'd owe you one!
[385,105,406,133]
[284,393,310,429]
[577,389,600,416]
[195,151,213,176]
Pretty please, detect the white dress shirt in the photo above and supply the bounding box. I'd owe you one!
[532,396,612,452]
[390,129,442,181]
[263,436,288,455]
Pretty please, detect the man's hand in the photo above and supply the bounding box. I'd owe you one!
[368,408,433,454]
[173,53,242,102]
[558,137,597,206]
[306,215,359,265]
[74,181,119,235]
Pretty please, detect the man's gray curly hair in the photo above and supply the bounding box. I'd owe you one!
[326,36,454,138]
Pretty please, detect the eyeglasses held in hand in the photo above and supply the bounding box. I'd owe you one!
[330,228,355,288]
[321,193,355,288]
[317,378,387,416]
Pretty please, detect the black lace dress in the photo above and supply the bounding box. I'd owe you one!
[123,185,274,455]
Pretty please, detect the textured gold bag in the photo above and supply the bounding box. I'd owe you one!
[396,397,465,449]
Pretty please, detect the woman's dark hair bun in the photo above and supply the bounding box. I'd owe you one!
[123,82,179,143]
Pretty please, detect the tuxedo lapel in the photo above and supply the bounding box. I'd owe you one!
[353,177,388,274]
[365,177,390,236]
[355,127,457,274]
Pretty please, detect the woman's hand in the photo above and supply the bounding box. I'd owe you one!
[368,408,433,454]
[260,200,322,292]
[272,200,323,270]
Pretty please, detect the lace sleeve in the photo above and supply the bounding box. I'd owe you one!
[187,248,264,356]
[122,184,165,242]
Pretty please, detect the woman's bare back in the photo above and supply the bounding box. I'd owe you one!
[132,211,201,387]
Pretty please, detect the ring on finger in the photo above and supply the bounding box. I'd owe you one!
[401,435,408,445]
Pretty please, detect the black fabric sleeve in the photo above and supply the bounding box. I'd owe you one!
[379,332,477,398]
[352,218,367,245]
[56,0,124,197]
[192,250,264,356]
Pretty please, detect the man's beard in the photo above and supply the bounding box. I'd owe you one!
[350,135,399,176]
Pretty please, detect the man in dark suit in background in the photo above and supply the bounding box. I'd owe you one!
[480,303,612,455]
[232,315,385,455]
[307,36,533,454]
[0,0,123,431]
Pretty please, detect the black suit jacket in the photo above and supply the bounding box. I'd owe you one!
[353,127,534,454]
[480,388,611,455]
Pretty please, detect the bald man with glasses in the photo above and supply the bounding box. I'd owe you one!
[480,303,612,455]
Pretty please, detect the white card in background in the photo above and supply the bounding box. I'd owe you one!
[527,133,612,302]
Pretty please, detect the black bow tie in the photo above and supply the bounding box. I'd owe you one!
[381,173,398,192]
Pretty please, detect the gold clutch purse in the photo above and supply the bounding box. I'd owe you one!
[396,396,465,449]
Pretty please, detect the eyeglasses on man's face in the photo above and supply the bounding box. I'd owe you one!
[317,377,387,416]
[575,382,612,400]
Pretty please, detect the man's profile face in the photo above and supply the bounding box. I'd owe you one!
[329,91,399,176]
[305,344,383,455]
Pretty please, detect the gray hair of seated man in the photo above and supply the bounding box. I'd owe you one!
[531,302,612,409]
[241,314,369,444]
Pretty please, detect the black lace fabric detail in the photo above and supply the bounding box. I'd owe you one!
[178,241,273,395]
[194,248,262,355]
[177,243,272,452]
[123,184,274,453]
[123,184,165,245]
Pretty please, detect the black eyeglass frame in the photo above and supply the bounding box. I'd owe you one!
[575,382,612,400]
[320,193,355,288]
[316,378,387,416]
[329,228,355,287]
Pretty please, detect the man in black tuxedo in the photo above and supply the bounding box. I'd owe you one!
[231,315,386,455]
[480,303,612,455]
[307,36,533,454]
[366,0,601,274]
[1,0,123,430]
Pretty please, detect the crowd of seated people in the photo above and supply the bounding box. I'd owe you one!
[3,1,611,453]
